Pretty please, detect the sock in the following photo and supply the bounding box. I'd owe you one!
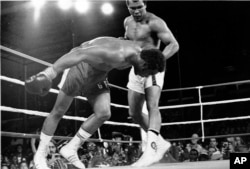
[37,132,53,153]
[67,128,91,151]
[148,128,159,136]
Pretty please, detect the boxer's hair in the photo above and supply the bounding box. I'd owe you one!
[140,48,165,72]
[126,0,147,6]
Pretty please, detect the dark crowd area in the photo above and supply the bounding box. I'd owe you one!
[1,130,250,169]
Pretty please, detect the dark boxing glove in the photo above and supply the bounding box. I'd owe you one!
[25,67,57,96]
[25,73,52,96]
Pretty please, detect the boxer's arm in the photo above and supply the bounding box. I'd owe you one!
[123,17,130,40]
[151,18,179,60]
[52,46,111,74]
[25,46,112,96]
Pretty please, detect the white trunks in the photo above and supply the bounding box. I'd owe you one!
[127,67,165,94]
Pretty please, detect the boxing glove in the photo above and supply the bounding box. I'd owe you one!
[25,67,57,96]
[25,73,52,96]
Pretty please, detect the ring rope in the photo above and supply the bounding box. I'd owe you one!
[159,97,250,109]
[0,106,139,127]
[1,131,250,143]
[0,131,141,144]
[162,80,250,92]
[2,75,250,110]
[2,74,250,142]
[166,133,250,142]
[0,45,128,91]
[2,105,250,127]
[161,115,250,126]
[1,45,52,67]
[0,75,129,108]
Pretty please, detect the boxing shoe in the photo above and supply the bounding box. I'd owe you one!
[34,150,51,169]
[59,145,85,169]
[25,67,57,96]
[132,140,158,167]
[154,136,171,162]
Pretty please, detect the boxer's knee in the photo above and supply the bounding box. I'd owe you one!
[51,105,67,120]
[95,108,111,122]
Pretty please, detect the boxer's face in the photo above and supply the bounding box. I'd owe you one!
[127,0,146,22]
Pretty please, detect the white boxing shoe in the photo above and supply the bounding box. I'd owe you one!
[34,151,51,169]
[131,141,158,167]
[154,138,171,163]
[59,145,85,169]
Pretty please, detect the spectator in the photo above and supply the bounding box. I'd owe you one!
[46,140,59,168]
[226,136,234,143]
[110,132,126,163]
[9,163,18,169]
[77,147,88,167]
[13,144,27,164]
[112,132,124,142]
[19,160,29,169]
[2,133,250,168]
[235,136,248,153]
[235,136,244,146]
[189,149,199,162]
[168,142,180,161]
[9,155,18,169]
[181,143,191,162]
[123,144,137,165]
[208,138,223,160]
[110,152,124,166]
[190,134,203,155]
[227,138,236,153]
[1,154,10,166]
[30,136,66,169]
[221,138,235,160]
[1,154,10,168]
[175,142,185,162]
[87,142,106,168]
[102,142,113,158]
[2,164,9,169]
[112,131,124,153]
